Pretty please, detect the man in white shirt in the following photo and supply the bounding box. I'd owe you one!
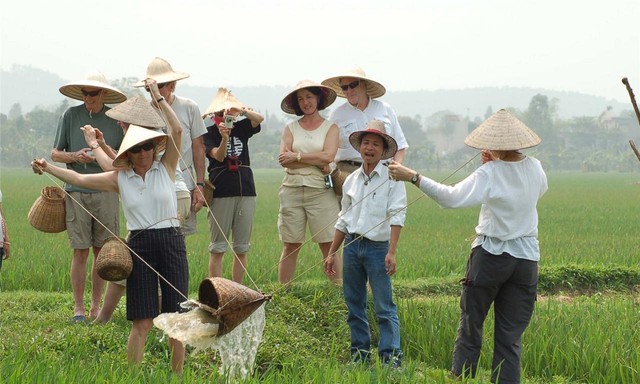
[322,67,409,176]
[134,57,207,235]
[324,120,406,367]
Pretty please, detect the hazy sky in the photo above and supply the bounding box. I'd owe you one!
[1,0,638,102]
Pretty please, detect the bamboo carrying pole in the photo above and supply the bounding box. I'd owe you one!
[621,77,640,162]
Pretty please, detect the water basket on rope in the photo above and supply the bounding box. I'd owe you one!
[197,277,271,336]
[96,237,132,281]
[27,186,66,233]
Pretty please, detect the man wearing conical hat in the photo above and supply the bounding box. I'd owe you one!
[134,57,207,236]
[388,109,548,383]
[322,66,409,176]
[51,70,127,323]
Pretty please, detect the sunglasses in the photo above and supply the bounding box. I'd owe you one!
[81,89,102,97]
[128,141,155,154]
[340,80,361,91]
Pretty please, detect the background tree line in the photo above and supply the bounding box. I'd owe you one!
[1,92,639,172]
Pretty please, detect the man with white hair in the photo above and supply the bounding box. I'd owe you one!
[322,66,409,176]
[52,70,127,322]
[134,57,207,235]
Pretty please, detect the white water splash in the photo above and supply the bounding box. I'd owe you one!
[154,303,266,380]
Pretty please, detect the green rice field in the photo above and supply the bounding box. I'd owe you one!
[1,167,639,383]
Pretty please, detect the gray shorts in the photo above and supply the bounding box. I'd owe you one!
[207,196,256,254]
[65,191,119,249]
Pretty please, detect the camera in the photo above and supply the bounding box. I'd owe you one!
[324,174,334,189]
[224,114,235,128]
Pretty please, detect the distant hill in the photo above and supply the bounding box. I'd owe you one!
[1,65,632,120]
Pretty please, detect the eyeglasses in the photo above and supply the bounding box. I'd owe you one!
[81,89,102,97]
[340,80,361,91]
[128,141,155,154]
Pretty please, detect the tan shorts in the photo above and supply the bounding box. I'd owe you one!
[278,185,339,244]
[181,189,198,236]
[65,191,119,249]
[176,190,191,226]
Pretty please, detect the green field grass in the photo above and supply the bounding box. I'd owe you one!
[1,168,640,383]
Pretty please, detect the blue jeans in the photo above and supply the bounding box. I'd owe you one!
[342,234,402,363]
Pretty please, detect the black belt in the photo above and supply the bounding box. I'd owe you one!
[339,160,362,166]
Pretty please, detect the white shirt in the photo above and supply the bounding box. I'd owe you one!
[170,95,207,189]
[118,161,180,231]
[336,161,407,241]
[330,98,409,163]
[417,156,548,260]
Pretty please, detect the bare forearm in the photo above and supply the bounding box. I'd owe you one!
[389,225,402,255]
[51,149,79,164]
[209,137,228,163]
[192,137,206,183]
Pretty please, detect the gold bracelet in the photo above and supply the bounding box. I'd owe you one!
[296,152,301,162]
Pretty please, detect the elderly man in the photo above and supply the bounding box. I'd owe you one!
[322,66,409,175]
[134,57,207,235]
[52,70,127,322]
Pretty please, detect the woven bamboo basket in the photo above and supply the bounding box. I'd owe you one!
[27,186,66,233]
[96,237,132,281]
[203,179,215,207]
[197,277,271,336]
[330,168,349,197]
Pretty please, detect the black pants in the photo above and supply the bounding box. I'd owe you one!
[452,246,538,384]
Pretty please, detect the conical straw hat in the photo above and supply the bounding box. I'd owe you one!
[59,70,127,104]
[203,88,247,117]
[321,66,386,99]
[464,109,541,150]
[197,277,271,336]
[280,80,337,116]
[133,57,189,87]
[112,125,167,168]
[106,96,165,128]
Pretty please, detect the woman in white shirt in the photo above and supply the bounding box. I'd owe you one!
[389,109,548,384]
[32,79,188,375]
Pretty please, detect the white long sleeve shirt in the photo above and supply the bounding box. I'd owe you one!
[336,161,407,241]
[418,156,548,261]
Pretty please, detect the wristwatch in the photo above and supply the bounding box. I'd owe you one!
[89,143,100,150]
[411,173,420,185]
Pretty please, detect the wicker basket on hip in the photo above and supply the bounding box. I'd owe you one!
[330,168,349,197]
[96,237,132,281]
[27,186,66,233]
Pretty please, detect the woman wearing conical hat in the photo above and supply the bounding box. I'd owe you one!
[277,80,341,284]
[202,88,264,284]
[389,109,548,383]
[33,79,189,375]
